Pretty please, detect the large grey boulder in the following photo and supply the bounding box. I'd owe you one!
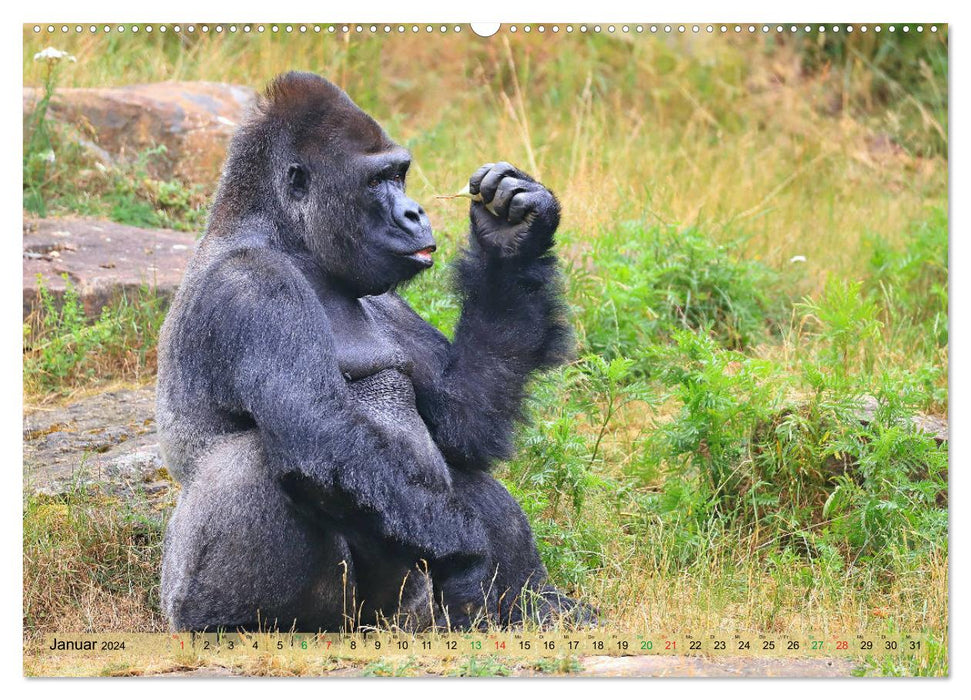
[23,217,197,318]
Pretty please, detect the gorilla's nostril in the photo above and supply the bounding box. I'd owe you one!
[404,209,421,224]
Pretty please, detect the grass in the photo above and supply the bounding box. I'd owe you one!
[22,26,948,676]
[23,27,946,278]
[23,275,167,399]
[23,485,169,636]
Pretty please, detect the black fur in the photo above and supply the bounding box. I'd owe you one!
[157,72,592,632]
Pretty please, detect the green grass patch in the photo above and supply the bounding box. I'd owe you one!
[24,275,167,398]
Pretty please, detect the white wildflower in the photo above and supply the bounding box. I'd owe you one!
[33,47,76,63]
[43,150,56,164]
[789,255,807,264]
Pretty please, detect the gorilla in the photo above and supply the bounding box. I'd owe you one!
[156,71,593,632]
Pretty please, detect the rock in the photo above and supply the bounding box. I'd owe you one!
[142,481,171,496]
[104,449,165,481]
[912,413,948,443]
[23,217,197,318]
[23,386,167,499]
[855,394,948,443]
[150,666,239,678]
[23,81,256,186]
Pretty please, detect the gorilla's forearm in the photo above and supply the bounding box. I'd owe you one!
[262,405,490,563]
[416,240,573,471]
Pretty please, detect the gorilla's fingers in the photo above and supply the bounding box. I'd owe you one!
[468,163,495,196]
[490,178,531,219]
[507,191,545,225]
[477,162,518,204]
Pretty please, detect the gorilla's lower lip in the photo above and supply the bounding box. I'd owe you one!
[403,247,435,267]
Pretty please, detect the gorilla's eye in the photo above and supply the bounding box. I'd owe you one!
[367,170,405,190]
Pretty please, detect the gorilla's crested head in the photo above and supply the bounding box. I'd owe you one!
[214,72,436,297]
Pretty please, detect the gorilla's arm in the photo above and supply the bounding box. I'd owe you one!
[392,163,573,471]
[196,249,490,591]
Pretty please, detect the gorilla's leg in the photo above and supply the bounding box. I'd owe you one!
[448,470,598,628]
[343,536,437,631]
[161,432,353,631]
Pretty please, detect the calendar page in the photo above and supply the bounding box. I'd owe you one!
[21,20,948,679]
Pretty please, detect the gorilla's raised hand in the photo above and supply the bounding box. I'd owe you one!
[468,162,561,259]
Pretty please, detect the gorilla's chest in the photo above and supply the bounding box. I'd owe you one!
[345,368,418,426]
[343,363,444,472]
[326,301,440,463]
[330,310,413,384]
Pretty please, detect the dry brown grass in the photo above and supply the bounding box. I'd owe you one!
[23,29,947,283]
[23,494,168,640]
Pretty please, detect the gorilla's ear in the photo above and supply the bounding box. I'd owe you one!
[287,163,310,200]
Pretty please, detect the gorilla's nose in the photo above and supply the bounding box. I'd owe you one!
[403,206,423,225]
[394,198,431,237]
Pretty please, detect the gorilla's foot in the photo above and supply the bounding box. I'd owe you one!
[431,602,491,633]
[520,585,601,629]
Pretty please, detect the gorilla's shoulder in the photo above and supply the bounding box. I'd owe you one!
[195,242,317,305]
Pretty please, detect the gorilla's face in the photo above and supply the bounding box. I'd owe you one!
[354,147,436,288]
[281,93,435,298]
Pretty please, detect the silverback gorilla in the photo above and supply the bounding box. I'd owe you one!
[157,72,594,632]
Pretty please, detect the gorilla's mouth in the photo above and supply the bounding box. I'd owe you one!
[404,246,436,267]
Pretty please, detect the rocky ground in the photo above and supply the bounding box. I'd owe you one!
[146,655,856,678]
[23,386,172,503]
[23,217,197,318]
